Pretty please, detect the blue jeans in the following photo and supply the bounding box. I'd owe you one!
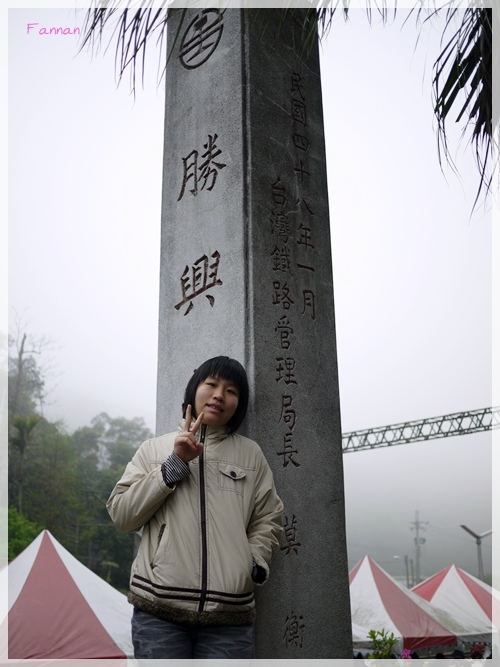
[131,607,255,659]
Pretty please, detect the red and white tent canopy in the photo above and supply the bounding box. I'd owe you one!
[349,555,462,652]
[412,564,500,644]
[0,530,133,659]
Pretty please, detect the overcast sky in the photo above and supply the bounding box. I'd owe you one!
[7,3,495,585]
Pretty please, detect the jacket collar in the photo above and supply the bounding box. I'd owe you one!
[178,419,229,443]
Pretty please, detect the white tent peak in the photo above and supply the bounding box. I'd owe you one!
[412,563,500,644]
[350,555,461,652]
[1,529,133,659]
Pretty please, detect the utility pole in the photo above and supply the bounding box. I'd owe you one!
[460,525,492,581]
[410,511,428,584]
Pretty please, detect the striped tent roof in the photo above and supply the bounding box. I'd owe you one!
[0,530,133,659]
[412,564,500,644]
[349,555,460,652]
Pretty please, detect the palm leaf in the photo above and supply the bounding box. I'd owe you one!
[430,7,492,211]
[79,1,180,95]
[10,415,43,454]
[78,2,494,212]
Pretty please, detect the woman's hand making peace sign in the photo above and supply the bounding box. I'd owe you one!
[173,404,204,463]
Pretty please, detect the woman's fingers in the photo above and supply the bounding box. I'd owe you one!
[184,404,193,431]
[174,405,205,463]
[184,404,204,439]
[190,411,204,437]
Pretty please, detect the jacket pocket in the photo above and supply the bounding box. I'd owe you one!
[150,523,166,568]
[218,463,246,496]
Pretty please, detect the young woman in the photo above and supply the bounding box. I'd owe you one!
[107,356,284,659]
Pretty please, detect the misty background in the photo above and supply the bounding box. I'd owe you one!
[8,6,493,584]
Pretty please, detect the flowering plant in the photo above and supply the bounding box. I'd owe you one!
[401,648,412,659]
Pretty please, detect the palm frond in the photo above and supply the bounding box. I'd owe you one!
[78,2,494,211]
[429,7,492,211]
[79,1,177,96]
[10,415,43,453]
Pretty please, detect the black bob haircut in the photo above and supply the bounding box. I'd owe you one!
[182,356,249,433]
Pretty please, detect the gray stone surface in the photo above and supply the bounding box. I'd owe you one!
[156,8,352,658]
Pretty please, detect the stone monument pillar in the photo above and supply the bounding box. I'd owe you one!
[156,7,352,658]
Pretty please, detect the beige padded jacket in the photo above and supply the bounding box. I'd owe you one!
[107,421,284,626]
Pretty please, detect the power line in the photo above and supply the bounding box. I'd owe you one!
[342,406,499,453]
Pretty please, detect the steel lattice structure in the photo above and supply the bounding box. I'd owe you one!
[342,406,500,453]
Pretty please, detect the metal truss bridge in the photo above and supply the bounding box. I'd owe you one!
[342,406,500,453]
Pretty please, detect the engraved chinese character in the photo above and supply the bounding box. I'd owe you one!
[275,314,294,350]
[280,514,302,555]
[302,289,316,320]
[295,197,315,216]
[280,394,296,430]
[277,432,300,468]
[283,612,305,648]
[174,251,223,315]
[293,160,310,183]
[292,133,309,152]
[179,10,224,69]
[291,72,305,100]
[271,245,292,274]
[178,134,226,201]
[276,357,297,385]
[270,210,290,244]
[297,262,315,272]
[291,99,306,126]
[271,177,287,206]
[199,134,226,192]
[296,223,314,250]
[272,281,294,310]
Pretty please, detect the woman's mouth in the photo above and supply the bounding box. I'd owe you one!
[206,404,223,413]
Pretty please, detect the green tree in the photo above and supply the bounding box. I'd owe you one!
[19,419,83,548]
[9,414,42,514]
[69,414,152,585]
[71,424,100,481]
[7,323,152,590]
[8,332,46,419]
[79,3,494,211]
[8,317,57,422]
[8,508,43,561]
[89,412,152,469]
[79,466,136,591]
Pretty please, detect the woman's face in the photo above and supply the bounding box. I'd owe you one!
[194,375,239,428]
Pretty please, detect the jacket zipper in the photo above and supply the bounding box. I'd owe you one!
[198,424,208,612]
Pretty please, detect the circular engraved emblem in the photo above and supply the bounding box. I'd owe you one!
[179,10,224,70]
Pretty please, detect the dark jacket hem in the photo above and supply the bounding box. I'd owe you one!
[129,591,257,626]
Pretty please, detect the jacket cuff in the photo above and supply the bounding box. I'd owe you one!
[250,551,270,585]
[252,563,266,584]
[161,452,191,488]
